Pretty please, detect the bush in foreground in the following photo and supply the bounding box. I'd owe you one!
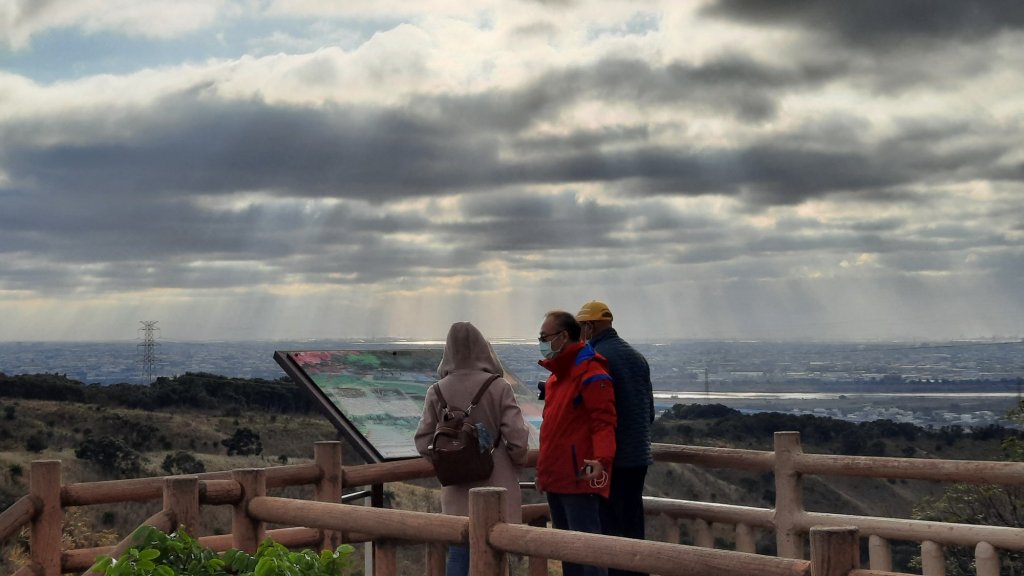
[89,526,354,576]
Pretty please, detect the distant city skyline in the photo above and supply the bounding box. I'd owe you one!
[3,338,1021,386]
[3,339,1020,429]
[2,2,1023,342]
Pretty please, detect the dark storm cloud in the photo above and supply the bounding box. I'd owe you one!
[0,93,502,203]
[2,88,1011,257]
[511,144,904,205]
[2,76,1011,224]
[0,175,444,294]
[704,0,1024,50]
[1,42,1019,300]
[287,238,486,285]
[454,191,627,250]
[511,125,651,156]
[436,55,841,127]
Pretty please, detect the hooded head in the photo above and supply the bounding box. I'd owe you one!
[437,321,503,378]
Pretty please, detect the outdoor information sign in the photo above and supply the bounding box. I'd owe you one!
[274,348,543,462]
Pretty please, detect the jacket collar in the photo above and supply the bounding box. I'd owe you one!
[589,327,618,347]
[539,341,593,375]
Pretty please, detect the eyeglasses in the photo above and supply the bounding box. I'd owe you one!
[538,330,565,343]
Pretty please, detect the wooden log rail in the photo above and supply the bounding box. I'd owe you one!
[248,489,817,576]
[7,436,1024,575]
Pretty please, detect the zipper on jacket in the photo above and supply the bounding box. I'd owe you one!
[571,444,581,484]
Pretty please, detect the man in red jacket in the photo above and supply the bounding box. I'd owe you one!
[536,310,617,576]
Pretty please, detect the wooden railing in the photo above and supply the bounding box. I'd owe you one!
[2,432,1023,575]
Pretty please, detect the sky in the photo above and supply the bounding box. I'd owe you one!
[1,1,1023,343]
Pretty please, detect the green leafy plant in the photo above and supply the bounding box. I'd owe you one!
[89,526,354,576]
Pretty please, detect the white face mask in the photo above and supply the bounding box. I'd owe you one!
[539,331,564,359]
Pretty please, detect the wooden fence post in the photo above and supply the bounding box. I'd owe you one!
[809,526,858,576]
[314,441,343,550]
[975,541,998,576]
[661,514,680,544]
[527,516,548,576]
[868,534,892,571]
[232,469,266,554]
[164,476,200,536]
[921,540,944,576]
[693,518,714,548]
[426,542,447,576]
[469,488,507,576]
[373,540,398,576]
[735,523,756,553]
[30,460,62,576]
[774,431,805,559]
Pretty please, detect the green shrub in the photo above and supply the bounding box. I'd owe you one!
[89,526,354,576]
[75,436,143,478]
[221,428,263,456]
[25,432,48,453]
[161,451,206,475]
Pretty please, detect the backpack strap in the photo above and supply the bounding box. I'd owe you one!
[434,384,456,421]
[434,373,500,420]
[434,383,450,411]
[466,373,501,415]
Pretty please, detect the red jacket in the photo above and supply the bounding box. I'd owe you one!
[536,342,617,497]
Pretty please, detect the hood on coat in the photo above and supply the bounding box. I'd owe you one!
[437,321,503,378]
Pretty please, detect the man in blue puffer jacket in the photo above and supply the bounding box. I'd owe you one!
[576,301,654,576]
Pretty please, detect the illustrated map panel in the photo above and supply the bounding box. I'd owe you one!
[276,348,542,461]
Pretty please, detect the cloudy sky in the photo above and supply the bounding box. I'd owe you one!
[1,0,1023,343]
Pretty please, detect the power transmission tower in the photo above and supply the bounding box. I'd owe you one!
[138,320,160,384]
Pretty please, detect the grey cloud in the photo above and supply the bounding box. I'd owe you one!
[299,240,484,285]
[704,0,1024,50]
[972,250,1024,279]
[0,179,441,293]
[454,191,627,250]
[880,252,965,274]
[529,144,906,205]
[511,126,651,156]
[500,251,645,272]
[915,223,987,241]
[2,60,1020,299]
[671,245,742,265]
[847,218,906,233]
[748,232,920,255]
[0,94,502,203]
[3,86,1013,226]
[627,205,722,236]
[432,55,841,131]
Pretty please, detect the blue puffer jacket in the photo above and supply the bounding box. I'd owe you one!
[590,328,654,468]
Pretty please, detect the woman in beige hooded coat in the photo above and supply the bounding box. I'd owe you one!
[415,321,530,576]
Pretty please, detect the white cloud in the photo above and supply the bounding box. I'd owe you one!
[1,0,231,50]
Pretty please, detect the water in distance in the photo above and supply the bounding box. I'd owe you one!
[2,338,1021,428]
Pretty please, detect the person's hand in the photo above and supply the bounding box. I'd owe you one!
[579,459,603,480]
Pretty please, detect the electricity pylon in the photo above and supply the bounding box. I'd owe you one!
[138,320,160,384]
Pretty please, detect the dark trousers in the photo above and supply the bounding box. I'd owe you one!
[446,544,468,576]
[601,465,649,576]
[546,492,608,576]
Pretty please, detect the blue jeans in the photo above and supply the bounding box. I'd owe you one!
[546,492,608,576]
[446,544,468,576]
